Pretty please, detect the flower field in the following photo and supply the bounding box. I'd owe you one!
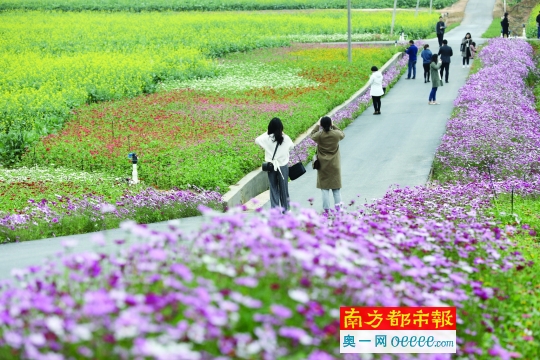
[0,167,224,243]
[21,44,402,191]
[0,38,538,358]
[434,39,539,183]
[0,9,437,166]
[0,0,459,11]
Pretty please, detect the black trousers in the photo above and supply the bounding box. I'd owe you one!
[423,63,430,81]
[462,56,470,65]
[437,33,444,47]
[372,96,381,112]
[440,62,450,82]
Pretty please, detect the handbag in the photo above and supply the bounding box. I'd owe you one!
[289,162,306,181]
[262,142,279,172]
[312,148,320,170]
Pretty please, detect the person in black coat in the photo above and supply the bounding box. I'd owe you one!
[436,16,446,47]
[437,40,453,83]
[501,13,509,38]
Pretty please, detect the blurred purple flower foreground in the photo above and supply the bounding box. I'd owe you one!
[0,185,528,359]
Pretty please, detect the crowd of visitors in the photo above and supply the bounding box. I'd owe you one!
[255,12,522,212]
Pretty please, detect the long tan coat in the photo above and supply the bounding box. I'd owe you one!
[311,125,345,189]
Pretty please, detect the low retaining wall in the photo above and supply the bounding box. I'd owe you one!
[222,50,405,208]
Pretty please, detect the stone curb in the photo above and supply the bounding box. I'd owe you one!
[222,50,405,208]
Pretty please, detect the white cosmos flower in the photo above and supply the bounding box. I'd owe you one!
[162,61,319,92]
[288,289,309,303]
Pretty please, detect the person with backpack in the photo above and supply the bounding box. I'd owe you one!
[501,13,509,38]
[436,16,446,47]
[421,44,433,83]
[255,117,295,211]
[405,40,418,80]
[310,116,345,212]
[461,33,473,68]
[438,39,453,83]
[429,54,443,105]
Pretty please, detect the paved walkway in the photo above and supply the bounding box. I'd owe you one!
[288,0,496,210]
[0,0,496,280]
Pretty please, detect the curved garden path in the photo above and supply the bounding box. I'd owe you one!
[0,0,496,279]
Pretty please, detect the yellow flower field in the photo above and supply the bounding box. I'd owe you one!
[0,9,438,164]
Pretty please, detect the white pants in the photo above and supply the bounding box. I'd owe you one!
[321,189,341,210]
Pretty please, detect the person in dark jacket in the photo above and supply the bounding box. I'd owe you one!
[420,44,432,83]
[501,13,509,38]
[437,39,453,83]
[461,33,473,67]
[436,16,446,47]
[405,40,418,80]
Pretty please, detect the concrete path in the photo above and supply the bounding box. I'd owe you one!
[288,0,496,210]
[0,0,496,280]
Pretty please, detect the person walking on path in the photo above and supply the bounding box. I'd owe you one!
[536,11,540,39]
[438,39,453,83]
[405,40,418,80]
[310,116,345,212]
[461,33,473,68]
[501,13,509,38]
[255,117,295,211]
[429,54,443,105]
[367,66,384,115]
[421,44,432,83]
[436,16,446,47]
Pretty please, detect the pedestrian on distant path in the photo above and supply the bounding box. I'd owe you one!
[470,42,477,59]
[421,44,432,83]
[405,40,418,80]
[310,116,345,212]
[438,39,453,83]
[461,33,473,68]
[368,66,384,115]
[255,117,295,211]
[429,54,443,105]
[536,11,540,39]
[501,13,509,38]
[436,16,446,47]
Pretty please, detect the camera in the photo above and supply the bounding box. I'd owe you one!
[262,162,274,172]
[128,152,138,164]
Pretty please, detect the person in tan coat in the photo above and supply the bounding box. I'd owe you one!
[310,116,345,211]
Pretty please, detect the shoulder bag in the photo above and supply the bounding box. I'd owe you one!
[262,142,279,172]
[312,147,320,170]
[289,161,306,181]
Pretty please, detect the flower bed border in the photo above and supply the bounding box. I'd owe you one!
[222,50,404,207]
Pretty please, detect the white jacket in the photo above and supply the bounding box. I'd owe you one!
[368,71,384,96]
[255,133,294,177]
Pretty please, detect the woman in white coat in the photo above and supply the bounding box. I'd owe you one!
[255,117,295,211]
[367,66,384,115]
